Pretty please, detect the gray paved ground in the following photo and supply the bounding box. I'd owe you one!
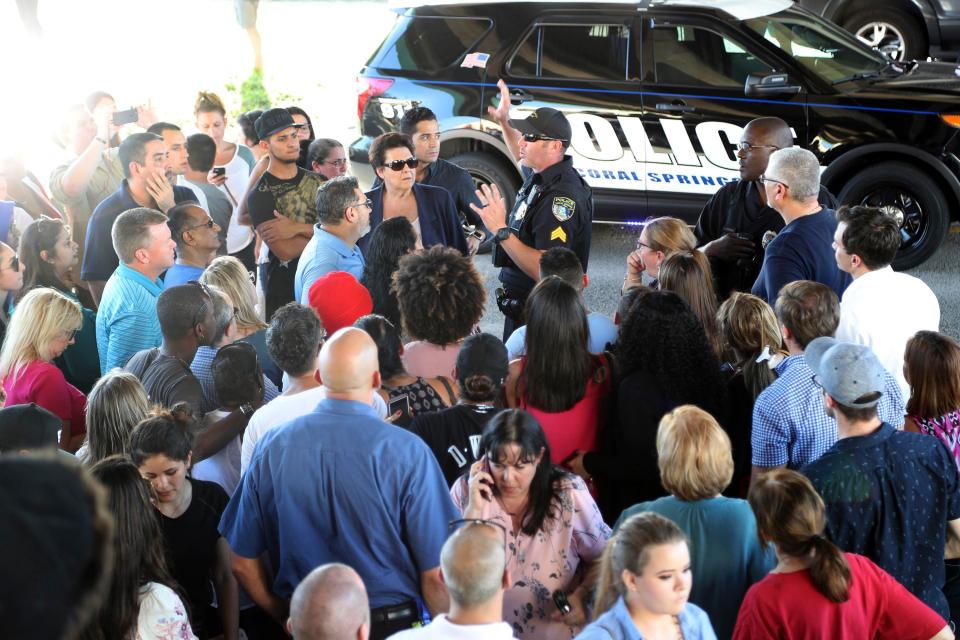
[476,224,960,340]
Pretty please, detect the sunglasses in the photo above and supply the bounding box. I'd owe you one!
[383,157,418,171]
[185,218,216,232]
[0,255,19,273]
[187,280,214,329]
[448,518,509,550]
[522,133,567,143]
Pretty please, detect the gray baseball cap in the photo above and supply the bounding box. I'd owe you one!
[805,337,885,408]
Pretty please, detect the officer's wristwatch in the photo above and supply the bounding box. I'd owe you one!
[494,227,514,244]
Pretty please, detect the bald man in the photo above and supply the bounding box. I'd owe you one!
[219,327,459,639]
[694,117,838,299]
[288,564,370,640]
[388,522,513,639]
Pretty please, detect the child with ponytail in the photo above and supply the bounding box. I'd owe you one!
[578,512,716,639]
[733,469,952,640]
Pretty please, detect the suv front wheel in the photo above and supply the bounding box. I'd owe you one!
[837,162,949,270]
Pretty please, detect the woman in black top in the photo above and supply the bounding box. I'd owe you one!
[578,290,727,521]
[130,407,239,640]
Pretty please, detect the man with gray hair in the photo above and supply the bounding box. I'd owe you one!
[293,175,370,304]
[287,564,371,640]
[96,207,176,373]
[752,147,850,304]
[387,521,513,639]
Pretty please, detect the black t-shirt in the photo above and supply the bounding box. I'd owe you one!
[496,156,593,298]
[157,479,229,638]
[408,404,504,486]
[694,179,838,299]
[124,348,203,411]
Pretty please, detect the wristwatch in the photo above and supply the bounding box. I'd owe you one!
[494,227,514,244]
[239,403,255,417]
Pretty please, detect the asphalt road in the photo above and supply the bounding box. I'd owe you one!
[475,224,960,340]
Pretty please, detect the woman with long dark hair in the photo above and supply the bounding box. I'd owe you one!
[571,290,726,519]
[360,216,417,332]
[505,276,612,465]
[451,409,611,638]
[83,456,196,640]
[904,331,960,469]
[16,217,100,391]
[734,469,951,639]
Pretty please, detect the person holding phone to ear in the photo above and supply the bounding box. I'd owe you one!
[451,409,610,639]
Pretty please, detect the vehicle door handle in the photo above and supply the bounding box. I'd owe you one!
[655,101,696,113]
[510,89,535,105]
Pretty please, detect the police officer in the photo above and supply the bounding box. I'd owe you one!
[472,103,593,340]
[695,116,838,300]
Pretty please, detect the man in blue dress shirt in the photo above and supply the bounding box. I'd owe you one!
[219,327,457,637]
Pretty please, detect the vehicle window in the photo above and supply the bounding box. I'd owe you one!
[509,23,631,80]
[744,10,887,83]
[650,23,774,87]
[375,16,492,72]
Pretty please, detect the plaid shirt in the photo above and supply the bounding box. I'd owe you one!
[751,354,905,468]
[190,345,280,415]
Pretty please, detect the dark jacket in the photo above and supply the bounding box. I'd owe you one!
[360,183,468,256]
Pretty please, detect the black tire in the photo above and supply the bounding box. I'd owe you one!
[448,150,522,254]
[837,161,949,270]
[842,7,927,61]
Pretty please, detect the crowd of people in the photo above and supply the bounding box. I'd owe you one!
[1,82,958,640]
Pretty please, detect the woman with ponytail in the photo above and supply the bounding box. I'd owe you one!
[716,292,785,496]
[130,406,239,640]
[734,469,952,639]
[578,512,716,639]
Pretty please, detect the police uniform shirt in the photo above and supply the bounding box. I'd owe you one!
[695,179,838,298]
[496,155,593,297]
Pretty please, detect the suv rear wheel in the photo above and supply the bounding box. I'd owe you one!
[837,162,949,270]
[842,8,927,61]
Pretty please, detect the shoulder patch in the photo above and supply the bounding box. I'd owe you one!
[550,226,567,243]
[552,196,575,222]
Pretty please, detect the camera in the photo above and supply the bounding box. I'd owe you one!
[495,288,524,321]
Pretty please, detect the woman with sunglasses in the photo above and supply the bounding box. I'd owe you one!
[452,409,611,639]
[0,287,86,452]
[15,217,100,392]
[0,241,24,349]
[361,132,468,256]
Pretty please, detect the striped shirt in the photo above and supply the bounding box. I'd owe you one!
[751,354,905,468]
[96,264,163,374]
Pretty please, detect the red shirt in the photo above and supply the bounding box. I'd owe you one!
[520,354,612,464]
[3,361,86,435]
[733,553,946,640]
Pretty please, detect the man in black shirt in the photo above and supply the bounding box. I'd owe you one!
[408,333,507,486]
[695,117,837,300]
[246,108,324,319]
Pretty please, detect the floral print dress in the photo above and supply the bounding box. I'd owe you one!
[451,476,612,639]
[135,582,197,640]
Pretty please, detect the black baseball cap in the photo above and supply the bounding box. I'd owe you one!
[456,333,509,384]
[509,107,572,142]
[255,108,297,140]
[0,403,61,452]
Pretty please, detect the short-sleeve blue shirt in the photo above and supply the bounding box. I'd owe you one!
[802,423,960,619]
[576,595,716,640]
[219,398,459,606]
[293,225,365,304]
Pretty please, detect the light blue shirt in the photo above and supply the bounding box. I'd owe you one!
[576,596,716,640]
[293,225,365,303]
[505,311,618,360]
[96,264,164,374]
[162,263,205,289]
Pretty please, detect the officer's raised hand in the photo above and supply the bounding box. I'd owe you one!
[471,182,508,233]
[703,231,755,261]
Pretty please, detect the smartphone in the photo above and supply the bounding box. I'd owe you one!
[211,166,227,177]
[480,456,499,498]
[552,590,572,616]
[389,394,411,422]
[112,108,139,126]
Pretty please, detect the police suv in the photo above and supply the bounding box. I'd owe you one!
[351,0,960,268]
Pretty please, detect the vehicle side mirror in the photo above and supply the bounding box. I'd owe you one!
[745,73,802,97]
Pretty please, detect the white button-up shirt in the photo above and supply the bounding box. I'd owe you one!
[836,266,940,400]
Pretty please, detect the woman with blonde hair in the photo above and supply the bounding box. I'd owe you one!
[578,511,716,639]
[0,287,85,451]
[659,249,721,356]
[716,292,786,495]
[200,255,281,387]
[616,405,773,639]
[622,217,696,291]
[734,469,952,640]
[76,371,151,465]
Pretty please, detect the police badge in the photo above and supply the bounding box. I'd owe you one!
[552,197,575,222]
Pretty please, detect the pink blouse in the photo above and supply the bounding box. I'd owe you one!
[402,340,461,379]
[451,476,611,639]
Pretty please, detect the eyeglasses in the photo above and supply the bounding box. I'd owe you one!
[324,158,349,167]
[184,218,216,232]
[636,240,653,251]
[522,133,567,143]
[382,157,418,171]
[448,518,509,550]
[737,141,780,152]
[349,199,373,211]
[0,254,19,273]
[759,175,789,188]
